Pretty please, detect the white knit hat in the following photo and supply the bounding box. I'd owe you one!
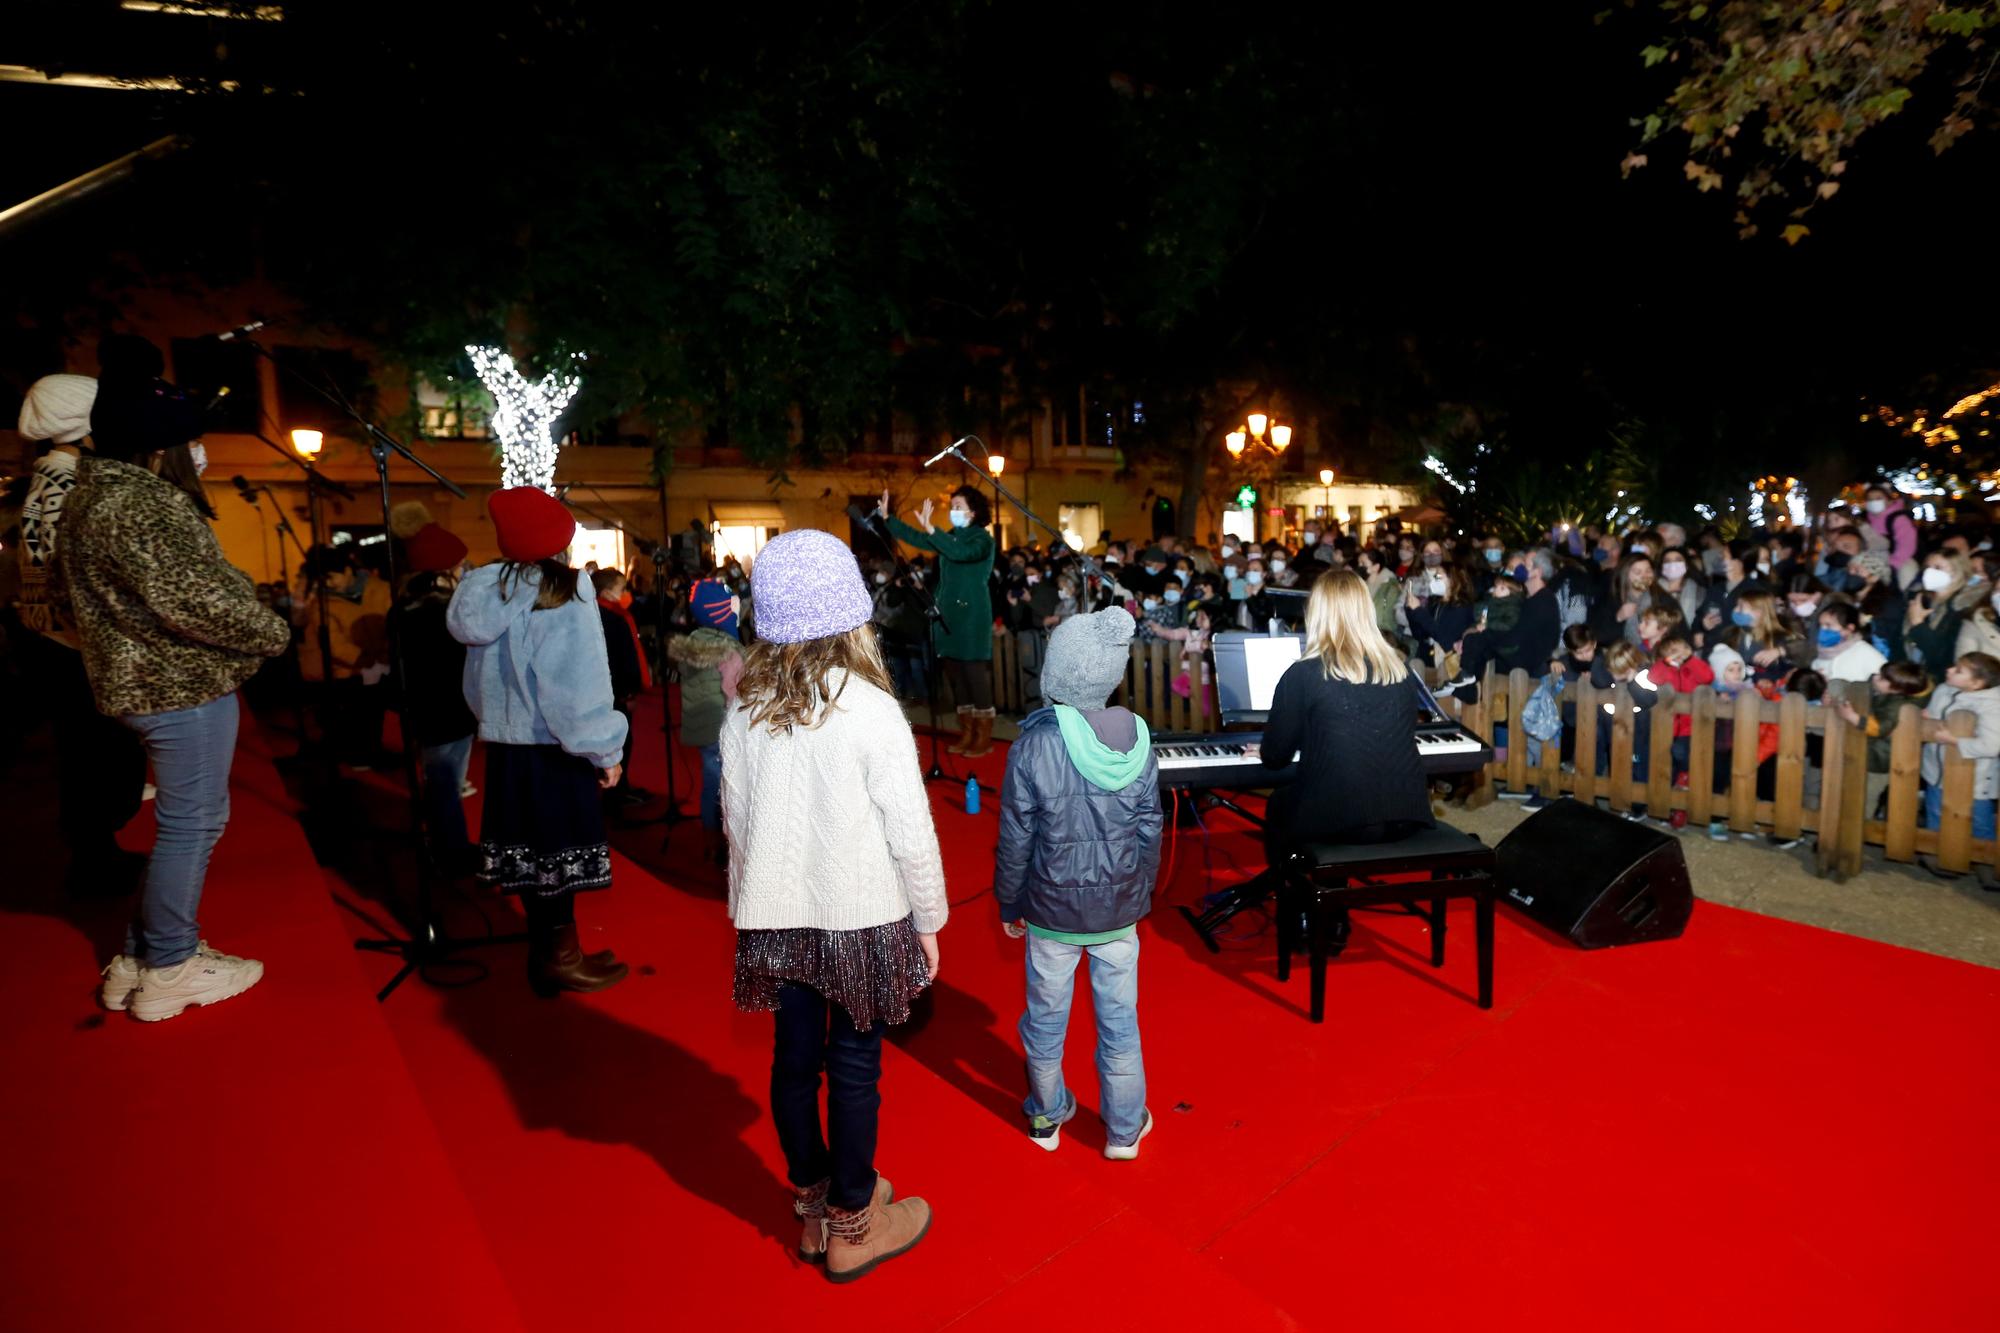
[17,374,97,443]
[1708,641,1745,676]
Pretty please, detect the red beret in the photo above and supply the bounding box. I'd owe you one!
[487,487,575,563]
[404,522,468,573]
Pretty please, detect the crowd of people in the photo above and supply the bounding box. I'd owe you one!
[11,340,2000,1287]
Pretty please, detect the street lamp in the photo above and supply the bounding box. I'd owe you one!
[1224,413,1290,456]
[987,453,1005,540]
[290,428,324,460]
[1318,467,1334,522]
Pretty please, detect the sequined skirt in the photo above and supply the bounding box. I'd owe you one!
[476,742,613,898]
[733,917,930,1032]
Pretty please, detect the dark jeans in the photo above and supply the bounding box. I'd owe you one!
[24,632,146,861]
[770,980,884,1210]
[318,678,387,764]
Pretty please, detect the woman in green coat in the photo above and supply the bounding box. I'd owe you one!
[879,484,997,755]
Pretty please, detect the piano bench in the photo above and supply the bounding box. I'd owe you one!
[1276,826,1497,1023]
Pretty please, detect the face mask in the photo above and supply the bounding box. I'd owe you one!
[1662,561,1687,580]
[1817,628,1844,650]
[1971,573,1988,587]
[1142,597,1159,611]
[1483,548,1502,564]
[949,509,972,528]
[1302,532,1319,546]
[1059,590,1074,602]
[1163,588,1181,605]
[1422,552,1442,568]
[1864,499,1886,515]
[1704,550,1728,575]
[1222,565,1238,579]
[1270,559,1287,574]
[1628,545,1647,556]
[1399,550,1415,564]
[1175,569,1191,585]
[1430,574,1448,595]
[188,442,209,476]
[1921,567,1953,592]
[1592,549,1611,565]
[1513,563,1530,581]
[1026,573,1040,585]
[1791,600,1819,619]
[1246,571,1265,586]
[1220,545,1237,559]
[1732,609,1756,628]
[1756,560,1771,575]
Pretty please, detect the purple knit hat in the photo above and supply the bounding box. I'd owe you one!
[750,529,873,644]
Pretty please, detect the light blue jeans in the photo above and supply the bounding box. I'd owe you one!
[699,742,722,831]
[1921,784,1997,842]
[119,692,240,968]
[419,735,474,857]
[1019,931,1147,1146]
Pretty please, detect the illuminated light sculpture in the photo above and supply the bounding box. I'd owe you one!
[467,344,583,494]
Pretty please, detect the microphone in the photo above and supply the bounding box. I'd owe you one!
[212,320,268,342]
[231,474,261,505]
[846,501,885,531]
[921,437,968,468]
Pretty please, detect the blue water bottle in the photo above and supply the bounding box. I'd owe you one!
[965,775,981,815]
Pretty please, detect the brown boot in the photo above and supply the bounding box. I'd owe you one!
[795,1175,893,1264]
[529,923,629,997]
[946,707,973,754]
[824,1192,931,1283]
[961,709,996,758]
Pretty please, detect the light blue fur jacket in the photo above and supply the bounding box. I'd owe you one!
[448,563,629,773]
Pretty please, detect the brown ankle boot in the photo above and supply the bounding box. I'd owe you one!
[795,1175,893,1263]
[824,1191,931,1283]
[961,710,996,758]
[946,707,973,754]
[529,923,629,997]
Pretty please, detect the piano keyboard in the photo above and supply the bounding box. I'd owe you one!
[1155,723,1492,789]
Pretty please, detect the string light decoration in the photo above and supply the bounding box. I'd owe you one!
[1424,455,1471,494]
[1746,475,1809,528]
[467,345,584,493]
[1865,379,2000,450]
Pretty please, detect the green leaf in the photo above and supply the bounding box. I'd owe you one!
[1642,44,1672,67]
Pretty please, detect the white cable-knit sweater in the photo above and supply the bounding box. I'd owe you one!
[722,671,949,934]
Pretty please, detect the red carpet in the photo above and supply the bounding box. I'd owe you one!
[4,687,1996,1331]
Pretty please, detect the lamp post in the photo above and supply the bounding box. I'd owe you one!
[1318,466,1334,525]
[988,453,1005,543]
[1224,412,1291,539]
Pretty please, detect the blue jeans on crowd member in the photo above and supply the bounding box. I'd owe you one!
[118,692,240,969]
[770,980,884,1211]
[1019,931,1147,1146]
[699,742,722,831]
[1921,784,1998,842]
[887,644,928,703]
[419,735,474,859]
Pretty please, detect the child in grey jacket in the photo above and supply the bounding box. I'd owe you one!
[1918,651,2000,845]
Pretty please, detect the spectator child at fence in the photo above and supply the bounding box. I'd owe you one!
[1636,603,1686,655]
[1836,660,1932,819]
[1548,624,1597,765]
[1595,641,1660,819]
[1786,667,1828,703]
[1918,651,2000,851]
[1647,630,1715,827]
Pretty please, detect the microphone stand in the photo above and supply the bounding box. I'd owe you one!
[853,506,985,791]
[238,338,525,1001]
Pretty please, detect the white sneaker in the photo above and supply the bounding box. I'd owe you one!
[1104,1109,1154,1161]
[129,947,264,1023]
[99,955,143,1011]
[458,780,478,797]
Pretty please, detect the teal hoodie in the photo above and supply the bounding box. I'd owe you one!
[1051,704,1152,790]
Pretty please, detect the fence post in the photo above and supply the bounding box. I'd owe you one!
[1837,682,1869,877]
[1573,677,1600,807]
[1815,692,1847,877]
[1938,710,1978,873]
[1884,701,1922,863]
[1607,685,1635,813]
[1773,692,1807,842]
[1506,668,1532,794]
[1645,688,1675,818]
[1460,667,1496,810]
[1730,688,1761,835]
[1481,660,1503,790]
[1539,678,1566,798]
[1124,642,1142,712]
[1687,686,1717,827]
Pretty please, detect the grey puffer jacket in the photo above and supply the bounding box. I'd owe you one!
[994,706,1164,934]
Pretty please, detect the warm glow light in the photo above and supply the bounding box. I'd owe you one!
[1225,431,1247,456]
[289,428,323,460]
[1318,467,1334,485]
[1271,424,1293,450]
[1247,413,1268,439]
[987,454,1005,476]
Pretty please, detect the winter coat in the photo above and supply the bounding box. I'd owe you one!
[994,706,1163,935]
[598,597,651,700]
[1647,653,1715,738]
[1904,597,1966,684]
[1862,686,1929,775]
[447,563,628,772]
[1955,610,2000,663]
[1866,501,1920,575]
[54,457,290,717]
[667,627,743,749]
[1920,683,2000,800]
[388,591,476,747]
[1365,568,1402,638]
[885,516,994,661]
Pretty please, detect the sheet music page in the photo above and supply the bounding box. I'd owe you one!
[1243,635,1304,711]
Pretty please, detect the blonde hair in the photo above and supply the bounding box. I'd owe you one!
[1604,641,1651,675]
[1305,570,1408,685]
[736,623,894,733]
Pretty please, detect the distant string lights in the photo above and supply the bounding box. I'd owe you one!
[1864,379,2000,451]
[468,345,584,494]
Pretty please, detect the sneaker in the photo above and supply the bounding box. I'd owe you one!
[1498,788,1532,802]
[1027,1115,1061,1152]
[1669,810,1688,830]
[1621,808,1650,823]
[1523,792,1552,811]
[458,779,478,798]
[141,783,157,801]
[1104,1109,1155,1161]
[128,948,264,1023]
[99,954,142,1011]
[1673,772,1690,791]
[1768,834,1803,851]
[1707,820,1730,842]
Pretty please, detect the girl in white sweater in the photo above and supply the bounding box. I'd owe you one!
[722,528,947,1284]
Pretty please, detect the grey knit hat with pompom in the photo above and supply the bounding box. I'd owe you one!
[1041,606,1135,710]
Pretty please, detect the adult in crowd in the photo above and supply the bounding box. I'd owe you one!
[1404,557,1476,667]
[1782,575,1833,631]
[1848,551,1906,661]
[1905,551,1977,683]
[1589,554,1671,648]
[1655,546,1708,630]
[449,486,631,996]
[60,363,292,1023]
[387,521,477,870]
[868,562,931,703]
[298,541,393,768]
[723,529,945,1283]
[1355,545,1402,643]
[668,577,745,865]
[10,367,149,897]
[1957,579,2000,661]
[1862,483,1921,585]
[594,566,652,808]
[1812,602,1888,684]
[881,484,996,757]
[1721,589,1813,685]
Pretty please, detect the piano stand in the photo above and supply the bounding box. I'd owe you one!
[1177,870,1275,953]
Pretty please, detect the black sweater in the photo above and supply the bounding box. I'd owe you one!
[1260,660,1435,850]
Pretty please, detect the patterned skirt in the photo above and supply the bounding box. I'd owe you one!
[733,917,931,1032]
[477,742,613,898]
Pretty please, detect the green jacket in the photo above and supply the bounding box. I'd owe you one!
[667,627,742,748]
[886,516,995,662]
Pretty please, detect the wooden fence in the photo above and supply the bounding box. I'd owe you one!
[991,631,1992,879]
